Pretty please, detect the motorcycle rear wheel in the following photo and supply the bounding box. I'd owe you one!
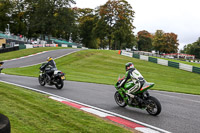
[38,75,45,86]
[114,91,127,107]
[55,78,64,89]
[146,96,161,116]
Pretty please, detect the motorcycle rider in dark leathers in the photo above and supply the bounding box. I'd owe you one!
[44,57,57,80]
[117,62,145,104]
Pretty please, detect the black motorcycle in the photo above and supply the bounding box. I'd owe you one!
[0,62,4,73]
[38,63,65,89]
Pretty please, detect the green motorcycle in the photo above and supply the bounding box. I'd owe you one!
[114,77,161,116]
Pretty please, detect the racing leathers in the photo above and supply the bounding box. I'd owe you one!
[118,68,145,101]
[44,59,57,78]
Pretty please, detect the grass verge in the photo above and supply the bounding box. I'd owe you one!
[0,82,132,133]
[0,47,69,61]
[3,49,200,95]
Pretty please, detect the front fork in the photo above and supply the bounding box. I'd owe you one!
[40,73,48,82]
[117,87,129,104]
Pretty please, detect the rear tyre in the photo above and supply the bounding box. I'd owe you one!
[114,91,127,107]
[38,75,45,86]
[55,78,64,89]
[146,96,161,116]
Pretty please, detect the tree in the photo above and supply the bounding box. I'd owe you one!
[152,30,179,54]
[93,17,108,49]
[25,0,75,40]
[52,7,76,40]
[137,30,152,51]
[191,38,200,58]
[77,8,99,48]
[125,33,137,49]
[152,30,165,53]
[0,0,12,32]
[181,37,200,59]
[162,33,179,53]
[98,0,135,49]
[10,0,28,36]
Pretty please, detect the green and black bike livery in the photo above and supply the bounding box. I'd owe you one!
[114,75,162,116]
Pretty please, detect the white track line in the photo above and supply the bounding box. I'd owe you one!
[3,51,48,62]
[19,50,79,68]
[0,80,171,133]
[152,91,200,104]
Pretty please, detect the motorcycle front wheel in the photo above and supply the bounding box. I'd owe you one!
[114,91,127,107]
[146,96,161,116]
[38,75,45,86]
[55,78,64,89]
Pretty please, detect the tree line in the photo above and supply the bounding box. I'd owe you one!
[0,0,76,41]
[181,38,200,59]
[0,0,183,54]
[137,30,179,54]
[0,0,136,49]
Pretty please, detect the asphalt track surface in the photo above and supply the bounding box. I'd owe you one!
[1,49,200,133]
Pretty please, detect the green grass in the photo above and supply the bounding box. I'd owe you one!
[3,49,200,95]
[151,56,200,68]
[0,47,69,61]
[0,82,132,133]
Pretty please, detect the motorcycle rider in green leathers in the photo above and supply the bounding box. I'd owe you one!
[117,62,145,104]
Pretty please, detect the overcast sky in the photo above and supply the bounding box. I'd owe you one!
[73,0,200,50]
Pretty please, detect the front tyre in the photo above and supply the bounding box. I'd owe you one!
[114,91,127,107]
[55,78,64,89]
[38,75,45,86]
[146,96,161,116]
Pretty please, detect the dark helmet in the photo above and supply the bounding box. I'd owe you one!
[125,62,134,71]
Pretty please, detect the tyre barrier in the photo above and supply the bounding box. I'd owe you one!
[0,114,11,133]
